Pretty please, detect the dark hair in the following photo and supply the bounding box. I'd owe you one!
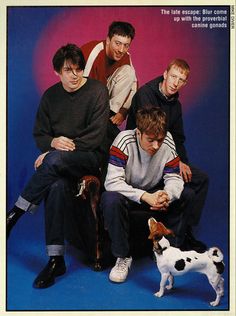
[136,105,167,136]
[52,43,86,73]
[108,21,135,40]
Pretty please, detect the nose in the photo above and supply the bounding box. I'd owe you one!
[173,78,179,87]
[152,141,159,150]
[71,70,78,77]
[118,44,125,53]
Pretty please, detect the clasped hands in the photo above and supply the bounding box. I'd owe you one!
[141,190,170,211]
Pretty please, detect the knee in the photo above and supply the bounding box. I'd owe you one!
[191,166,209,186]
[43,151,63,169]
[100,191,126,219]
[180,186,195,203]
[101,191,123,209]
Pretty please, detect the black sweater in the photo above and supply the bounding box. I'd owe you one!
[33,78,109,155]
[126,76,188,163]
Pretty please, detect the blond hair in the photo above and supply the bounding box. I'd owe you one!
[167,59,190,78]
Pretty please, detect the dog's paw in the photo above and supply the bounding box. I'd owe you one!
[210,300,219,307]
[165,284,173,290]
[154,291,163,298]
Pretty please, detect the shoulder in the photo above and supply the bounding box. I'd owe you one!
[137,77,159,95]
[41,82,62,100]
[81,40,104,58]
[85,78,108,92]
[112,129,137,150]
[163,132,176,149]
[81,40,103,50]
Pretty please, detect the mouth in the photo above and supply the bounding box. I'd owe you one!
[149,149,157,155]
[114,53,123,59]
[153,244,162,255]
[169,86,177,93]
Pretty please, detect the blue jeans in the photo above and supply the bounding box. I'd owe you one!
[16,150,100,255]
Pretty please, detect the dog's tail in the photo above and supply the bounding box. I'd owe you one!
[207,247,225,274]
[207,247,224,262]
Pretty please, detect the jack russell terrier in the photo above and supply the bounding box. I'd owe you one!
[148,217,225,306]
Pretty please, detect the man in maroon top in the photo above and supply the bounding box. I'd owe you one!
[81,21,137,142]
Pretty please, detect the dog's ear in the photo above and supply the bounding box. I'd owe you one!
[148,217,157,228]
[148,232,155,239]
[148,218,158,239]
[158,222,175,237]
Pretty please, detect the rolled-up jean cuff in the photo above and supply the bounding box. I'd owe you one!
[47,245,65,256]
[15,196,38,213]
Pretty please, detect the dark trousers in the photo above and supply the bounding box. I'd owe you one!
[100,187,196,258]
[20,150,100,249]
[186,165,209,226]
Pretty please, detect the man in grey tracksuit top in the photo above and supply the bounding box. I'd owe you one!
[101,105,195,283]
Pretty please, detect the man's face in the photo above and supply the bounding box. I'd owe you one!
[137,130,165,156]
[162,65,188,97]
[56,60,84,92]
[105,34,132,61]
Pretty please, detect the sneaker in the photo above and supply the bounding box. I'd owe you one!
[109,257,132,283]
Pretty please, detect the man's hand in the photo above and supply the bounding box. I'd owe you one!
[51,136,75,151]
[141,190,170,211]
[179,161,192,182]
[34,152,49,170]
[110,112,125,126]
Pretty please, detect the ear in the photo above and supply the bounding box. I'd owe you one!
[148,217,157,225]
[158,222,175,237]
[136,128,141,136]
[163,70,168,80]
[106,36,110,46]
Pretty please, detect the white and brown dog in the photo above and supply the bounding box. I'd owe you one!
[148,217,225,306]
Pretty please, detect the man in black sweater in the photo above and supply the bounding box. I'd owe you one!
[7,44,109,288]
[126,59,209,252]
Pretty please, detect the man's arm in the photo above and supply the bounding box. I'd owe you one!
[163,156,184,201]
[169,102,188,163]
[104,145,146,203]
[33,95,55,152]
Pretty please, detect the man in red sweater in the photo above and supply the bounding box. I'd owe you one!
[81,21,137,142]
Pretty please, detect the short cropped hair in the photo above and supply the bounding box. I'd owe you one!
[108,21,135,40]
[136,105,167,136]
[52,43,86,73]
[167,59,190,78]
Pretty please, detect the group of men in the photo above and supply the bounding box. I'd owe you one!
[7,21,208,288]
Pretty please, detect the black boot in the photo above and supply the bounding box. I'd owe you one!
[6,206,25,239]
[33,256,66,289]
